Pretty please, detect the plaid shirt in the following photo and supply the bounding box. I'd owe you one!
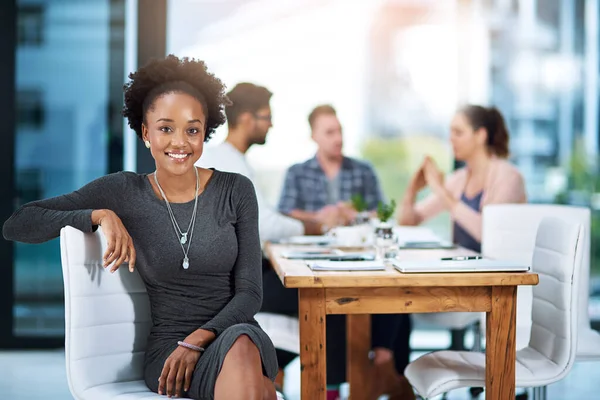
[278,156,384,213]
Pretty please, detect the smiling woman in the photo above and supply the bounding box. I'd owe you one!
[3,55,279,400]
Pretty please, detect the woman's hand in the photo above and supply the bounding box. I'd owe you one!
[158,346,201,397]
[91,209,136,272]
[423,157,445,193]
[409,161,427,195]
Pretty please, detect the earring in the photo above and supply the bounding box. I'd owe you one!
[144,140,151,149]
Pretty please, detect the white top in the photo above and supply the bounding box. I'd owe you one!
[196,142,304,242]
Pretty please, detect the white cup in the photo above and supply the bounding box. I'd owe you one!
[329,225,372,247]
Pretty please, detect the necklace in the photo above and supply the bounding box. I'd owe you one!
[153,167,199,269]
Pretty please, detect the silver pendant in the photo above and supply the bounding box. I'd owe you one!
[180,233,188,245]
[182,257,189,270]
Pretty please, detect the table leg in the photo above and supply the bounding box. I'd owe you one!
[486,286,517,400]
[299,288,327,400]
[347,314,372,400]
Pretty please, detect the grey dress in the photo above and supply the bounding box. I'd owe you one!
[2,170,278,399]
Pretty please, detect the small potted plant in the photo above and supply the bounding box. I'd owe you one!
[350,193,370,225]
[374,199,396,259]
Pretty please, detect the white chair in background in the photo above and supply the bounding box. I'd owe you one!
[480,204,600,360]
[60,226,290,399]
[404,216,585,400]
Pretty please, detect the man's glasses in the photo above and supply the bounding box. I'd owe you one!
[254,114,272,122]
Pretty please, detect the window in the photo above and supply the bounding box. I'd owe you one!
[17,5,44,46]
[16,89,45,130]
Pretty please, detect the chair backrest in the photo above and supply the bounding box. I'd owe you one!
[60,226,152,396]
[528,217,584,371]
[481,204,591,343]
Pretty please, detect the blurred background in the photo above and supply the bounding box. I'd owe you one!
[0,0,599,396]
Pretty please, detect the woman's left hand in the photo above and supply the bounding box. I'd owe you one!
[423,157,445,192]
[158,345,201,398]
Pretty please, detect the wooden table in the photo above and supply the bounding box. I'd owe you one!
[264,243,539,400]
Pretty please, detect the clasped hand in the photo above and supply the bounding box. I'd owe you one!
[315,202,358,231]
[410,156,445,194]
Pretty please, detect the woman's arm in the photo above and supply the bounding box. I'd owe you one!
[398,160,451,225]
[398,187,423,226]
[198,175,263,337]
[2,173,126,243]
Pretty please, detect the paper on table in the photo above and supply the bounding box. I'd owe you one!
[308,260,386,271]
[281,249,343,259]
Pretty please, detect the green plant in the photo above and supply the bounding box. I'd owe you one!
[350,193,368,212]
[377,199,396,223]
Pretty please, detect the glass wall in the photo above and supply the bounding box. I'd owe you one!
[13,0,125,337]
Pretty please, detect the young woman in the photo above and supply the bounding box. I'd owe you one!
[3,55,278,400]
[399,105,526,251]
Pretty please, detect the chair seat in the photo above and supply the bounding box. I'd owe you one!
[82,381,161,400]
[404,349,566,399]
[255,312,299,355]
[577,328,600,360]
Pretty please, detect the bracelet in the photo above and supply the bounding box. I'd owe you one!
[177,341,205,352]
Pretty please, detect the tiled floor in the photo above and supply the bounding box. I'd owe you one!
[0,347,598,399]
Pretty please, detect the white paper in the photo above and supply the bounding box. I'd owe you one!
[308,260,386,271]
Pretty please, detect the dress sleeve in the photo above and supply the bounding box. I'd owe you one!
[2,172,127,243]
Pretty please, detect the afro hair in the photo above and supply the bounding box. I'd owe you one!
[122,54,229,142]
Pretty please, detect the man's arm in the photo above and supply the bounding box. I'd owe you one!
[278,167,340,233]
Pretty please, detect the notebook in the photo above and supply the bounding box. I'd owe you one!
[308,260,385,271]
[391,258,530,273]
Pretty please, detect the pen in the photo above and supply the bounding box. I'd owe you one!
[328,256,373,262]
[441,256,483,261]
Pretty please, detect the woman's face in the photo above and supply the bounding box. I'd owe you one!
[142,92,206,176]
[449,112,486,161]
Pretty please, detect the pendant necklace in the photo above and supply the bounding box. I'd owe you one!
[153,167,199,269]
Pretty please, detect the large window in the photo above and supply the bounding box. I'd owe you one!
[11,0,126,338]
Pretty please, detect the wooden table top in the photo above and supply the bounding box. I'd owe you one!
[264,242,539,289]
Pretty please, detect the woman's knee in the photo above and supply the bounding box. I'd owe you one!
[225,334,260,363]
[263,376,276,400]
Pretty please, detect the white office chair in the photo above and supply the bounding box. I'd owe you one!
[60,225,157,399]
[480,204,600,359]
[404,216,585,400]
[60,226,290,399]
